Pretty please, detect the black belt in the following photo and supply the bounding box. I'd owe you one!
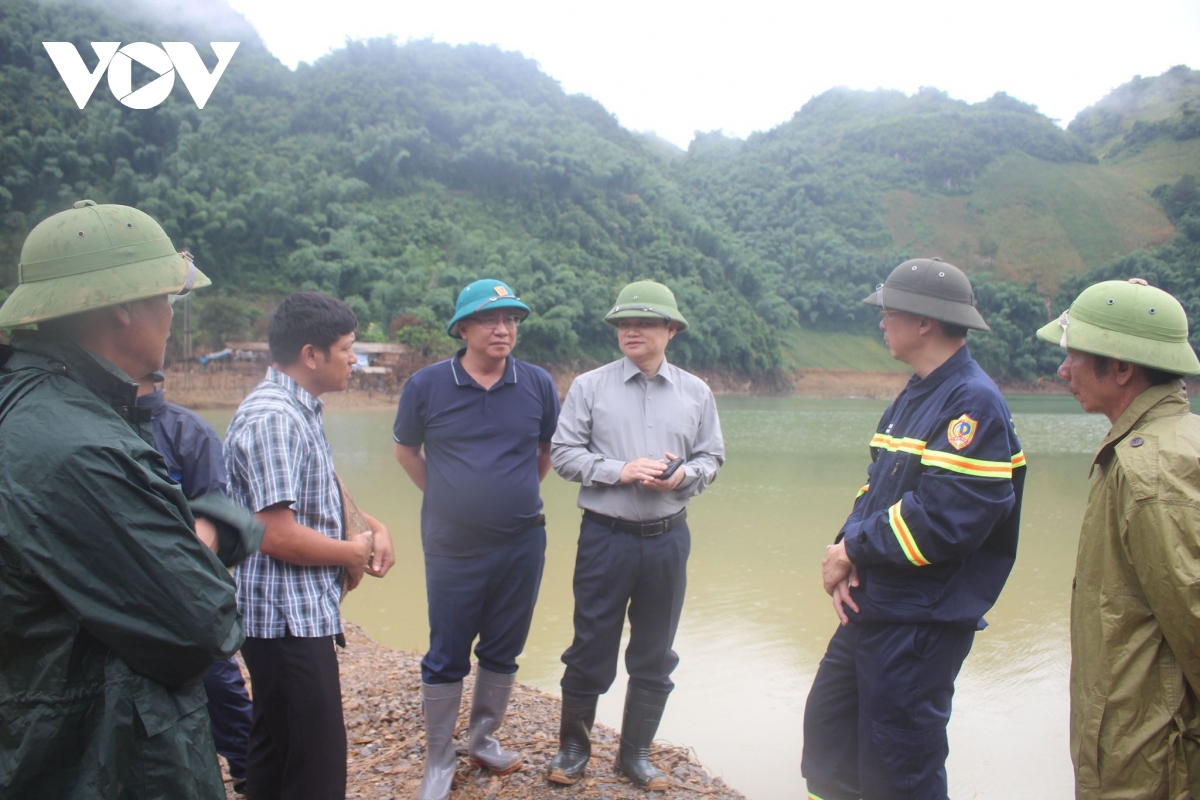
[583,508,686,537]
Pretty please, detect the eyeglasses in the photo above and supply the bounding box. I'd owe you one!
[469,313,523,330]
[615,318,668,330]
[169,250,198,306]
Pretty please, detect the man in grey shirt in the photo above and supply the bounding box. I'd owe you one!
[547,279,725,791]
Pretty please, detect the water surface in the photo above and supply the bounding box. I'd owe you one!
[204,394,1111,799]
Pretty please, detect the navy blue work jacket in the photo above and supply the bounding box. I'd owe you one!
[137,388,229,498]
[840,345,1025,627]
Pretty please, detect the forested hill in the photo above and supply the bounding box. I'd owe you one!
[2,0,1198,383]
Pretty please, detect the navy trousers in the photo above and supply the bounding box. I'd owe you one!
[802,621,975,800]
[203,656,253,786]
[560,515,690,697]
[422,526,546,684]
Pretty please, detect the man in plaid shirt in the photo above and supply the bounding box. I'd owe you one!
[226,292,394,800]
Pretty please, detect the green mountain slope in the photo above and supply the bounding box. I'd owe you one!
[1,0,1196,382]
[883,154,1174,291]
[0,0,779,374]
[1069,65,1200,158]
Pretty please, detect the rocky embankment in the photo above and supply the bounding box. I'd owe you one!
[222,623,745,799]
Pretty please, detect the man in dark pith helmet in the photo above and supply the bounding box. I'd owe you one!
[547,279,725,790]
[802,258,1026,799]
[0,200,261,798]
[1036,279,1200,798]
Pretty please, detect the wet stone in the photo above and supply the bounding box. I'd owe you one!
[221,622,746,800]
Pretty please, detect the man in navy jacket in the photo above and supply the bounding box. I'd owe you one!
[802,259,1025,800]
[137,371,254,794]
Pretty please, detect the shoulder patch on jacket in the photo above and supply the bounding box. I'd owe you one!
[946,414,978,451]
[1115,434,1159,502]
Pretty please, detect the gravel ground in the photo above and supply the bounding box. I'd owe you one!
[221,622,745,800]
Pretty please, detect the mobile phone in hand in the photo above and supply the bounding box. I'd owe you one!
[658,456,685,481]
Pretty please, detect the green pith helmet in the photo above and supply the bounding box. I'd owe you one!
[603,280,689,332]
[862,258,989,331]
[445,279,532,338]
[1035,279,1200,376]
[0,200,209,328]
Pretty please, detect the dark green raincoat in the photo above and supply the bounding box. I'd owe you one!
[0,334,261,798]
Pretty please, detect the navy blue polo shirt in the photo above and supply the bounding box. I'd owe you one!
[393,351,560,557]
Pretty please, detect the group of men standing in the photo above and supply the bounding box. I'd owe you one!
[393,276,725,798]
[799,259,1200,800]
[2,197,1200,800]
[0,200,727,799]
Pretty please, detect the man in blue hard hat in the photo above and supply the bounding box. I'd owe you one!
[394,279,560,800]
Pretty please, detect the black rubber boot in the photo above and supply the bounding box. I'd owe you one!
[546,691,598,785]
[615,685,671,791]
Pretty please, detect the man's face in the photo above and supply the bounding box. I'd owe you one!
[1057,349,1121,416]
[312,332,358,394]
[879,309,922,363]
[617,317,675,362]
[460,310,521,360]
[123,294,174,376]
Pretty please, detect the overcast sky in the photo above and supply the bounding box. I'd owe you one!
[224,0,1200,149]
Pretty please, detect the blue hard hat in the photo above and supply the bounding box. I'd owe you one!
[446,279,531,338]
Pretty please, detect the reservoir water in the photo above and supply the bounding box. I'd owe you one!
[204,394,1132,799]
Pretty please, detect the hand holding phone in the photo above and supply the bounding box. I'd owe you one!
[658,456,685,481]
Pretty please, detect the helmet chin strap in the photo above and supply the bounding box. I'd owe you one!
[179,252,198,294]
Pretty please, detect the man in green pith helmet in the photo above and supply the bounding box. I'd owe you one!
[1036,279,1200,798]
[0,200,262,798]
[548,279,725,790]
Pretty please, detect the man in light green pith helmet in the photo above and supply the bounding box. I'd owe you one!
[547,279,725,791]
[1036,279,1200,798]
[0,201,261,798]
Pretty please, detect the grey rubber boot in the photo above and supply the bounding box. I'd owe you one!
[546,691,598,785]
[467,667,522,774]
[615,685,671,791]
[418,681,463,800]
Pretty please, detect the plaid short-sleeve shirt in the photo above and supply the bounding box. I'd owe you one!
[226,367,344,638]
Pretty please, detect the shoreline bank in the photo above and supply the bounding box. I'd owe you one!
[163,366,1076,410]
[222,623,745,799]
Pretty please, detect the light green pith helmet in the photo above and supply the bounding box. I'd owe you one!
[0,200,210,328]
[1036,279,1200,376]
[603,279,689,332]
[862,257,990,331]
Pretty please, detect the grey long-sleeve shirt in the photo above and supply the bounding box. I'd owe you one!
[551,356,725,521]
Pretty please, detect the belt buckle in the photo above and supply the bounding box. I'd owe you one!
[640,520,668,537]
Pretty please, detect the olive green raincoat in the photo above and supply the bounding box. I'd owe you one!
[1071,381,1200,799]
[0,334,261,798]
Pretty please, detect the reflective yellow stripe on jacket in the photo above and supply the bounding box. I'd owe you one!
[871,434,1026,479]
[889,499,931,566]
[869,433,925,456]
[873,433,1026,566]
